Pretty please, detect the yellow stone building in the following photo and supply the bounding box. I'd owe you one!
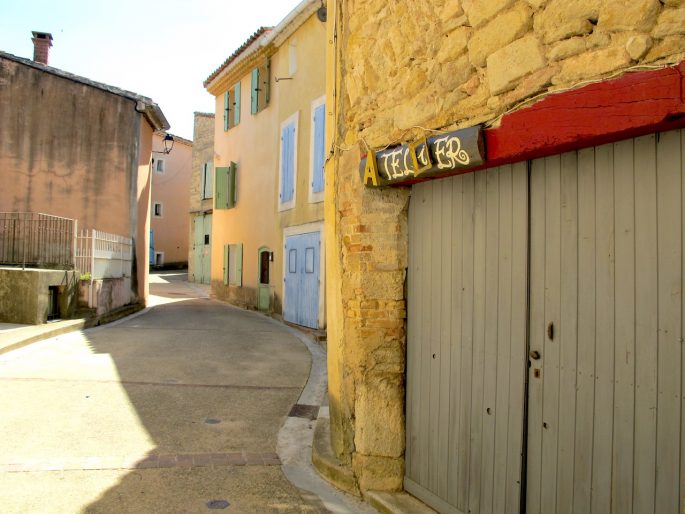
[323,1,685,512]
[204,0,327,328]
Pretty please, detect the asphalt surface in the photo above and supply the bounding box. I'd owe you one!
[0,273,332,513]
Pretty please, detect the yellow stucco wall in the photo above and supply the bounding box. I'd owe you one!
[209,11,326,317]
[150,133,192,266]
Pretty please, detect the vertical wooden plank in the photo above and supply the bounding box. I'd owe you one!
[556,151,579,514]
[428,178,444,493]
[655,128,682,514]
[437,177,453,500]
[526,157,546,514]
[448,174,464,508]
[493,165,513,514]
[573,147,596,514]
[540,155,561,514]
[505,161,528,513]
[480,167,500,514]
[418,181,434,488]
[468,169,487,514]
[458,172,475,512]
[681,128,685,514]
[611,138,636,514]
[591,142,615,514]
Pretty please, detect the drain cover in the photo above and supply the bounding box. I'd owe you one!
[288,404,319,420]
[207,500,230,509]
[205,418,221,425]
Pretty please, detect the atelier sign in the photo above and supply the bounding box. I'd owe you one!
[359,125,485,187]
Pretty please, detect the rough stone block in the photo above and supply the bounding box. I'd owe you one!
[548,37,586,61]
[353,453,404,493]
[598,0,661,32]
[437,27,471,63]
[644,35,685,61]
[555,45,632,83]
[652,7,685,38]
[354,373,405,457]
[487,35,547,95]
[626,35,653,60]
[468,3,533,67]
[463,0,516,28]
[534,0,601,43]
[437,56,474,92]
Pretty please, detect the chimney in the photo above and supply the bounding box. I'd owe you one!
[31,31,53,65]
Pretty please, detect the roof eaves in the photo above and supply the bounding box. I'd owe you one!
[203,27,272,88]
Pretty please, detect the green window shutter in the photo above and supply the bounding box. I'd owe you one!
[223,244,230,285]
[223,92,230,131]
[234,82,241,126]
[215,166,229,209]
[264,59,271,105]
[234,243,243,286]
[226,161,237,209]
[251,68,259,114]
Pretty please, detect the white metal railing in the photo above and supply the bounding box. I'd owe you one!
[75,229,132,279]
[0,212,77,269]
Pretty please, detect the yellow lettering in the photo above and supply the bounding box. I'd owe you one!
[408,138,432,176]
[363,151,380,187]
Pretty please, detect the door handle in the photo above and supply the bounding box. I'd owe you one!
[529,350,541,360]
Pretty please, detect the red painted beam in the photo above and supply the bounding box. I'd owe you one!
[483,60,685,167]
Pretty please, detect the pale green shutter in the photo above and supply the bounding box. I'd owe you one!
[234,82,241,126]
[215,166,229,209]
[234,243,243,286]
[226,162,237,208]
[251,68,259,114]
[264,59,271,105]
[223,244,229,285]
[223,92,229,131]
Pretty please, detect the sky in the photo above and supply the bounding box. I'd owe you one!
[0,0,303,140]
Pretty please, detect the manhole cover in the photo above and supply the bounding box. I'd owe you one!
[207,500,230,509]
[205,418,221,425]
[288,404,319,420]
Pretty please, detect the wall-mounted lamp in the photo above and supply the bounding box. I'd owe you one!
[152,134,175,154]
[316,1,327,22]
[275,77,294,83]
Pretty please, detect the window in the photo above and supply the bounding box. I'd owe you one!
[250,59,270,114]
[202,162,213,199]
[223,81,241,131]
[289,249,297,273]
[279,112,298,211]
[155,159,165,173]
[154,252,164,267]
[305,247,314,273]
[153,202,163,217]
[215,162,237,209]
[309,96,326,202]
[223,243,243,286]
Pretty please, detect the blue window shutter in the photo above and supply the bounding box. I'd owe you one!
[264,60,271,105]
[312,104,325,194]
[280,123,295,204]
[234,82,241,126]
[223,92,230,131]
[251,68,259,114]
[215,166,229,209]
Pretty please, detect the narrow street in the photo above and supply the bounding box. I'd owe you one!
[0,273,338,513]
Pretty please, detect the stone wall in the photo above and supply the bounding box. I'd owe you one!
[328,0,685,493]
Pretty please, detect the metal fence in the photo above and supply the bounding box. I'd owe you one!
[0,212,77,269]
[75,229,132,279]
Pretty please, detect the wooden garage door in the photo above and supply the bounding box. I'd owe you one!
[527,130,685,514]
[406,163,529,513]
[407,128,685,514]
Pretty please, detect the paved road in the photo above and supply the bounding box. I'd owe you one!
[0,273,330,513]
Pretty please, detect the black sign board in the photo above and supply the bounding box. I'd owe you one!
[359,126,485,187]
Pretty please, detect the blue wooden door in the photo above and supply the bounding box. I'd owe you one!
[284,231,320,328]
